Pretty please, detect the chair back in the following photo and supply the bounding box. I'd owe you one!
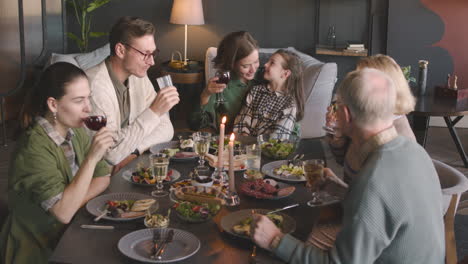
[433,159,468,264]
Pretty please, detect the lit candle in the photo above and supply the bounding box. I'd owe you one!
[218,116,227,171]
[228,133,235,192]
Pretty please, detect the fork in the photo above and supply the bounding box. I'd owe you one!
[249,209,257,264]
[150,230,161,259]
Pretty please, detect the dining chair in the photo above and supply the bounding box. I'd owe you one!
[433,159,468,264]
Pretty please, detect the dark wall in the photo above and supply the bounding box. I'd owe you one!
[387,0,453,94]
[66,0,316,63]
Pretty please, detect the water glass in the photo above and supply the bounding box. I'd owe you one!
[156,74,173,89]
[244,144,262,180]
[150,153,169,197]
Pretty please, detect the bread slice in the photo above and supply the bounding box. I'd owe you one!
[131,199,156,212]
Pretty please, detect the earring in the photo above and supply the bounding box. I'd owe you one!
[53,112,57,121]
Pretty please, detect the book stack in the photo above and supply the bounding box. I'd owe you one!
[345,41,367,53]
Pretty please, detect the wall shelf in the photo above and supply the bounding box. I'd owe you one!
[315,47,368,57]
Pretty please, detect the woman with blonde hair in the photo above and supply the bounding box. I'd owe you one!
[326,54,417,183]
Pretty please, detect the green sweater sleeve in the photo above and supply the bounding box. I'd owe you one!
[188,95,216,131]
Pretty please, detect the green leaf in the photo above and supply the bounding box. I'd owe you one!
[89,31,108,38]
[86,0,110,12]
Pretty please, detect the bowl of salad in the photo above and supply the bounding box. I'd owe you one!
[258,134,300,160]
[173,201,221,223]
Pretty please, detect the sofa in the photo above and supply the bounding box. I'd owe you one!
[205,47,337,138]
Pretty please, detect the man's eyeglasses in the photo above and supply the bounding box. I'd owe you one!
[123,43,160,61]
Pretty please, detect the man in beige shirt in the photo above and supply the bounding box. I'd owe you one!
[86,16,179,172]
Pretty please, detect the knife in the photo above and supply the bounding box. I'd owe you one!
[267,203,300,215]
[156,230,174,259]
[80,224,114,230]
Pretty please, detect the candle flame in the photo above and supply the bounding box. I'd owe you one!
[230,133,235,141]
[221,116,227,124]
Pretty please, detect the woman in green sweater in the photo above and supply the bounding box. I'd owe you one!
[189,31,260,132]
[0,62,114,264]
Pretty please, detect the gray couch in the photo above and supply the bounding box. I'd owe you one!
[205,47,337,138]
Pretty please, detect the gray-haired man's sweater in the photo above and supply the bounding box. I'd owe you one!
[274,136,445,263]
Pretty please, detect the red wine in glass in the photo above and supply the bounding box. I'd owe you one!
[85,115,107,131]
[216,71,231,84]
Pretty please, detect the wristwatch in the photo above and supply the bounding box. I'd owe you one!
[131,149,140,157]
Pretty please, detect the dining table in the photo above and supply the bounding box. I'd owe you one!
[49,137,336,264]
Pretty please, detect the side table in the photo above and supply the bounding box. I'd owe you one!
[161,61,204,121]
[411,95,468,167]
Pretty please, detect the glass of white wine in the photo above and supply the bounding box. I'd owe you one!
[150,153,169,197]
[192,132,211,170]
[303,159,325,206]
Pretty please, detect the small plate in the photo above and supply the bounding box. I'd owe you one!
[122,169,181,186]
[86,193,158,222]
[262,160,306,183]
[118,228,200,263]
[150,141,198,162]
[220,209,296,240]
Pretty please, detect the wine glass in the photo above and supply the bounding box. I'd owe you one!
[215,70,230,105]
[85,102,107,131]
[86,102,123,148]
[192,132,211,170]
[303,159,325,206]
[150,153,169,197]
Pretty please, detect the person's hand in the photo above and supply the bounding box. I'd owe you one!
[150,86,180,116]
[111,154,138,175]
[251,214,283,250]
[200,77,227,105]
[87,127,114,163]
[323,168,348,189]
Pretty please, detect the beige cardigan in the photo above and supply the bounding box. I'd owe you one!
[86,61,173,165]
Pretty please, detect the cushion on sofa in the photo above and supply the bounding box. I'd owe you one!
[75,43,110,70]
[47,43,110,70]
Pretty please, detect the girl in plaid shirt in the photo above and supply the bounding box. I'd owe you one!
[233,49,304,138]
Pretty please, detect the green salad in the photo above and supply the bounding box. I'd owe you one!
[261,139,295,159]
[173,201,220,222]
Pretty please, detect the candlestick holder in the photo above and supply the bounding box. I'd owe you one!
[224,191,240,206]
[212,167,228,184]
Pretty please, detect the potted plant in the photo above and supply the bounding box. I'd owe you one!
[66,0,116,52]
[401,65,416,84]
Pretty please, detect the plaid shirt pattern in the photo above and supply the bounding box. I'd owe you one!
[233,84,297,138]
[36,117,78,211]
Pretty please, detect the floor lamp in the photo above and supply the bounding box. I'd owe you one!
[170,0,205,66]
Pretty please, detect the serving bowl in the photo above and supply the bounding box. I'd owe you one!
[258,134,300,160]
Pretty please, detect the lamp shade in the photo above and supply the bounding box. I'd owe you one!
[170,0,205,25]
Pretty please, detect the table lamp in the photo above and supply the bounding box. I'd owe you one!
[170,0,205,66]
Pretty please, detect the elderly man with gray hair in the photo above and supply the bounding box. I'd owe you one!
[251,68,445,264]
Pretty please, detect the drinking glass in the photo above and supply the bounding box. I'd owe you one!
[156,74,173,89]
[303,159,325,206]
[192,132,211,170]
[85,104,124,149]
[244,144,262,180]
[150,153,169,197]
[215,70,230,108]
